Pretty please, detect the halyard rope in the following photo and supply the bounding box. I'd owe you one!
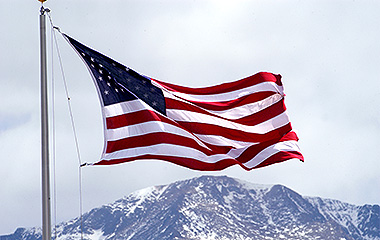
[47,11,84,240]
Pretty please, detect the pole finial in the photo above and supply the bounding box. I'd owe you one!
[38,0,47,3]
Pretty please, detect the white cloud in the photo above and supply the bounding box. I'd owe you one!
[1,0,379,235]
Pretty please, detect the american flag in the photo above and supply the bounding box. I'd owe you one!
[64,34,303,171]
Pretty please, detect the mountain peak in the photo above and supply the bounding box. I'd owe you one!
[1,175,379,240]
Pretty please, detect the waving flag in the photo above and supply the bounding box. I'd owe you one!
[64,33,303,171]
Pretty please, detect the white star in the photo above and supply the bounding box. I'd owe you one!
[99,69,103,74]
[107,82,111,86]
[104,90,109,95]
[115,88,119,92]
[91,64,95,68]
[152,101,157,106]
[81,52,85,56]
[135,86,140,90]
[125,67,130,71]
[108,75,112,80]
[150,87,156,92]
[98,76,103,81]
[90,57,95,62]
[143,93,148,98]
[99,64,103,68]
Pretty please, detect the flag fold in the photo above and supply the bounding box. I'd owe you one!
[64,33,304,171]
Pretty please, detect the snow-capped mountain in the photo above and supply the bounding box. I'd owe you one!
[1,175,379,240]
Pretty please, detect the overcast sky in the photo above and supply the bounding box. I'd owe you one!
[1,0,379,235]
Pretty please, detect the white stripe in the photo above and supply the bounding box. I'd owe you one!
[159,82,284,102]
[194,134,256,148]
[103,139,300,169]
[233,140,301,169]
[210,94,283,119]
[227,145,250,159]
[228,139,300,160]
[165,92,283,120]
[104,99,151,117]
[104,86,283,120]
[106,120,254,149]
[167,109,290,134]
[102,143,235,163]
[103,98,290,136]
[105,120,210,150]
[102,140,300,169]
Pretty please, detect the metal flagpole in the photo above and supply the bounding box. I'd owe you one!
[39,0,51,239]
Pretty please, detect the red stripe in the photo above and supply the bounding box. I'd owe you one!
[106,109,291,144]
[96,150,303,171]
[152,72,282,95]
[106,109,173,129]
[178,122,292,143]
[105,132,213,155]
[253,151,304,169]
[95,154,240,171]
[166,97,287,126]
[235,131,300,164]
[236,100,286,126]
[166,91,276,111]
[106,106,290,142]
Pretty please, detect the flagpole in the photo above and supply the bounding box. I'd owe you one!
[39,1,52,239]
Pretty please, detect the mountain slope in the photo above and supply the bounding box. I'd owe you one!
[1,175,379,240]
